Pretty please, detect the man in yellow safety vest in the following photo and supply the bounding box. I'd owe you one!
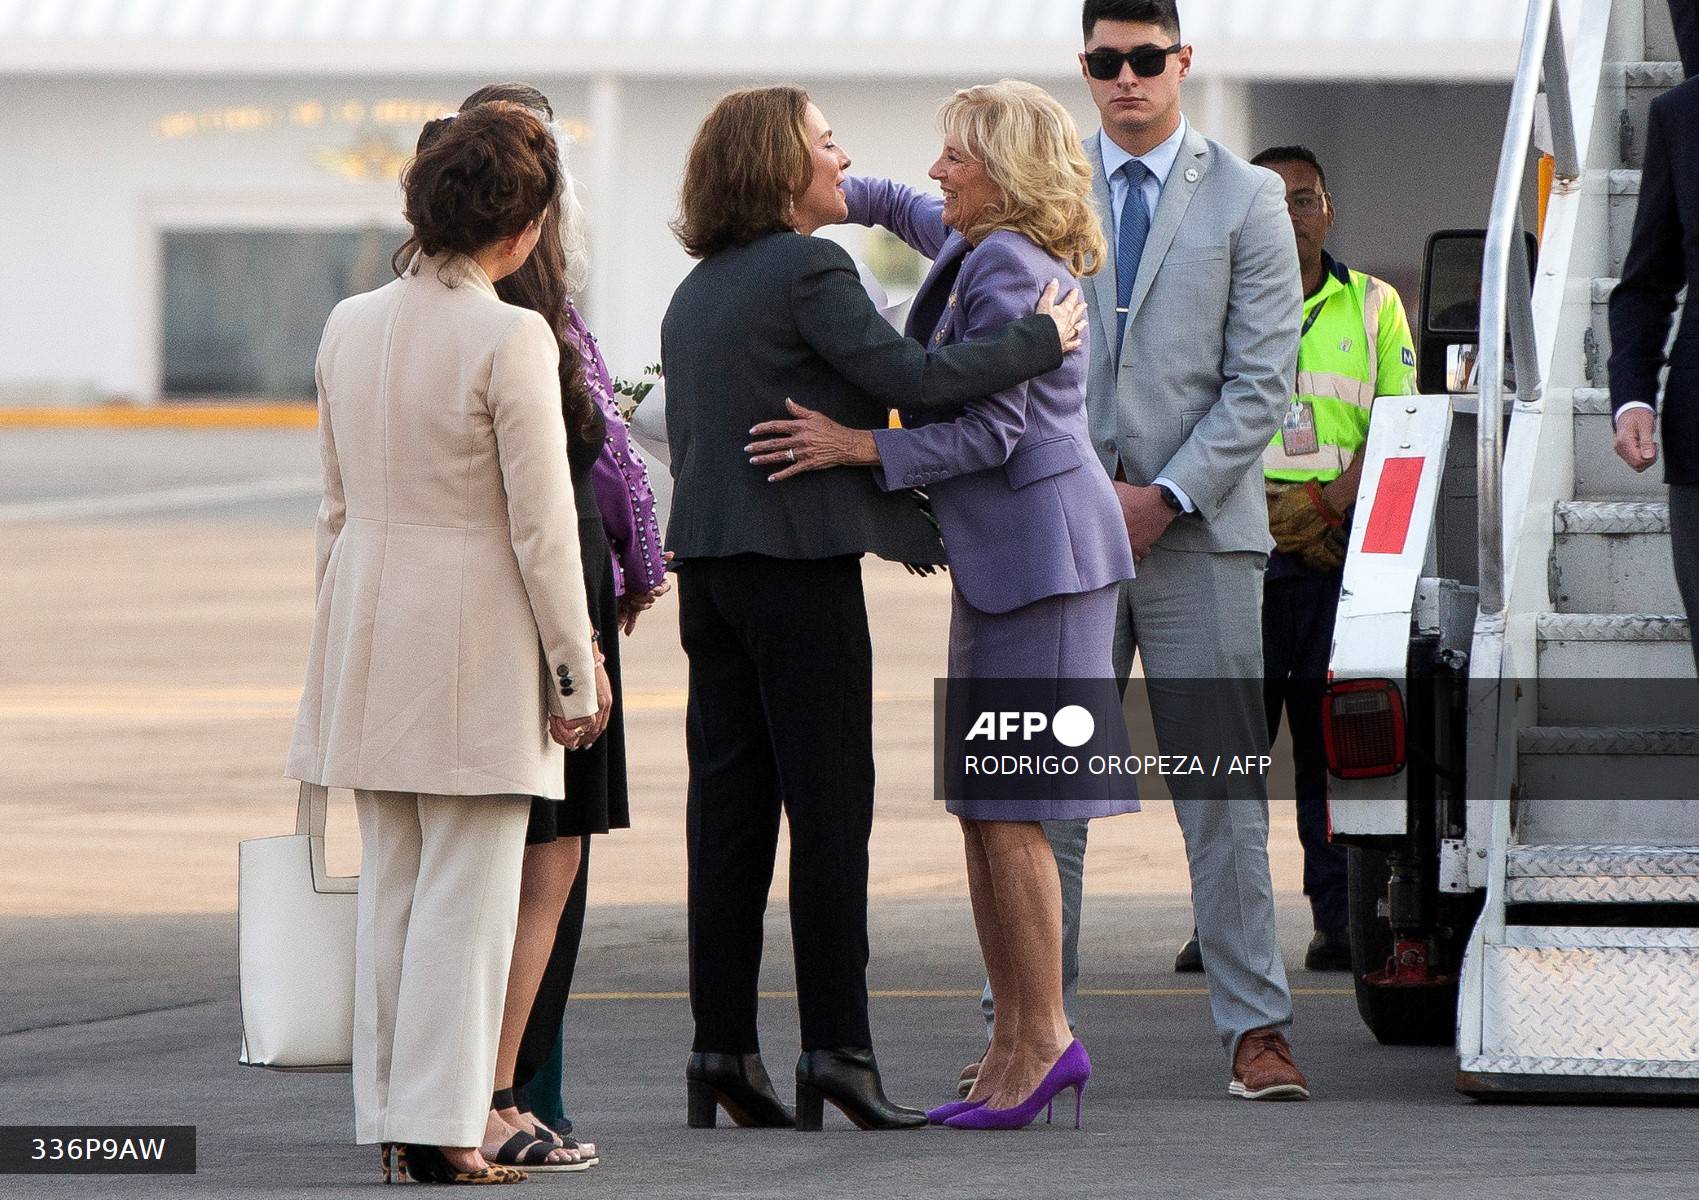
[1177,144,1416,974]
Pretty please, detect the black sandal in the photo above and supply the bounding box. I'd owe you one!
[488,1131,590,1174]
[388,1143,526,1185]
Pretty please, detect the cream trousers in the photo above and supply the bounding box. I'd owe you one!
[352,790,530,1146]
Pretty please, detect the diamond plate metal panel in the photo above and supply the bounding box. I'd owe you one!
[1460,1054,1699,1080]
[1607,170,1642,196]
[1536,613,1692,642]
[1508,845,1699,875]
[1518,726,1699,754]
[1482,944,1699,1063]
[1553,500,1671,535]
[1507,875,1699,902]
[1502,926,1699,948]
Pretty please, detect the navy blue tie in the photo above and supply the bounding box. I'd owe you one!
[1115,160,1151,353]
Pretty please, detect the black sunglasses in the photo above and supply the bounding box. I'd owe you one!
[1084,43,1183,80]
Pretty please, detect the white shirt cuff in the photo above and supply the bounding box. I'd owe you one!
[1152,476,1196,513]
[1613,401,1656,428]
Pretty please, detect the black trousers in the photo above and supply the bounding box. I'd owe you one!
[1673,484,1699,677]
[1263,563,1347,934]
[679,554,875,1054]
[1674,0,1699,76]
[511,835,591,1117]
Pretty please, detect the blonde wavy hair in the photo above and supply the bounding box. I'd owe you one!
[938,81,1106,278]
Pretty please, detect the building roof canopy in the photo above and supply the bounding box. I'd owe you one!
[0,0,1530,81]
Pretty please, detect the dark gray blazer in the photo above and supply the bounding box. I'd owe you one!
[661,231,1063,564]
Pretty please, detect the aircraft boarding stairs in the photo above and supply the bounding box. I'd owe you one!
[1456,0,1699,1096]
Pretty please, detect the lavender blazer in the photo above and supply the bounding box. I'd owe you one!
[851,177,1134,615]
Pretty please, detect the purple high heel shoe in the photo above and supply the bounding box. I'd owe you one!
[925,1097,986,1125]
[942,1041,1091,1131]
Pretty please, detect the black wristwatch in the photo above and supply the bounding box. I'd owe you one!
[1156,484,1184,513]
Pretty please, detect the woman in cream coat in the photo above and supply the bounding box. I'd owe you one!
[285,102,600,1185]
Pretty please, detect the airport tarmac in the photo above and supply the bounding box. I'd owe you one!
[3,427,1695,1198]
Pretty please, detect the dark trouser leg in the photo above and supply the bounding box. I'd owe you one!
[731,557,875,1051]
[1265,568,1347,934]
[1672,0,1699,76]
[512,836,591,1124]
[680,559,782,1055]
[1671,484,1699,676]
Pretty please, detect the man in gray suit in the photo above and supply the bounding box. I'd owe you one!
[974,0,1307,1102]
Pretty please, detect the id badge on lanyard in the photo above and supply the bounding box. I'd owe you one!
[1283,300,1328,457]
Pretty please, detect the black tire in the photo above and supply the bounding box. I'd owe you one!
[1346,845,1460,1047]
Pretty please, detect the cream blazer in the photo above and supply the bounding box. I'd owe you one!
[286,254,599,799]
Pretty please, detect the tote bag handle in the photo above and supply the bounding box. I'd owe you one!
[295,783,358,895]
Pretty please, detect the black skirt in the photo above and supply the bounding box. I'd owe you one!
[528,417,632,843]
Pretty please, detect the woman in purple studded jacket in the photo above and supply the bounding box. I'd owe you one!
[446,82,670,1170]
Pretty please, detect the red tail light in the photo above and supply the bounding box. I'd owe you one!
[1324,678,1407,779]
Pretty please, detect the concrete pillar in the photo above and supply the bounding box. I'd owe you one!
[1193,76,1251,158]
[585,74,623,327]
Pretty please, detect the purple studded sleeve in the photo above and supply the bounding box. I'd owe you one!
[566,303,668,599]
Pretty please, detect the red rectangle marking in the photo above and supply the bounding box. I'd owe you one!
[1360,456,1424,555]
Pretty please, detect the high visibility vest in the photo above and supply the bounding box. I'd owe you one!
[1263,255,1417,484]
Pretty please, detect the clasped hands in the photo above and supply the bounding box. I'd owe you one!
[548,652,614,750]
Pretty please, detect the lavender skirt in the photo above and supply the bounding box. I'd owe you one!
[943,582,1140,823]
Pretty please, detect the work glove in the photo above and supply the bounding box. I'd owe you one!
[1268,480,1345,557]
[1297,524,1348,572]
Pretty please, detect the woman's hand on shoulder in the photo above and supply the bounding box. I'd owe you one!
[1035,279,1087,355]
[746,398,880,482]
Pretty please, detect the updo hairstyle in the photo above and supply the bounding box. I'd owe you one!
[392,101,561,275]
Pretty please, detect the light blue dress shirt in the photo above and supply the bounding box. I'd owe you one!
[1099,119,1197,513]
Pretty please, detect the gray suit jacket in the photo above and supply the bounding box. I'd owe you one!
[662,231,1062,565]
[1084,126,1302,555]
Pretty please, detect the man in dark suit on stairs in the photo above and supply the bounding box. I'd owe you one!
[1610,65,1699,673]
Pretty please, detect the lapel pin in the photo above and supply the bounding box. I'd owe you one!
[1184,168,1200,183]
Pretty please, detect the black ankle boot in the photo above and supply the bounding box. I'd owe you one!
[794,1048,926,1131]
[686,1052,795,1128]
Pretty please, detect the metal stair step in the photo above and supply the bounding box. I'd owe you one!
[1537,612,1691,641]
[1647,0,1681,62]
[1505,843,1699,903]
[1519,725,1699,754]
[1536,613,1694,714]
[1550,500,1681,612]
[1469,926,1699,1079]
[1620,63,1686,169]
[1586,276,1684,384]
[1609,171,1641,275]
[1589,278,1615,383]
[1553,498,1669,533]
[1517,726,1699,842]
[1571,391,1668,498]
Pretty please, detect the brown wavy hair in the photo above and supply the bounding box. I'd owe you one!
[938,82,1107,278]
[390,101,560,274]
[672,86,812,259]
[454,84,600,442]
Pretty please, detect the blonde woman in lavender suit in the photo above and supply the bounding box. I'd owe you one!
[749,81,1137,1131]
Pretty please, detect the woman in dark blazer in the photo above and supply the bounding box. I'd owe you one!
[749,80,1137,1131]
[661,84,1084,1133]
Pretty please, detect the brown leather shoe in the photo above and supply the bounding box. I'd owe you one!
[1229,1027,1310,1101]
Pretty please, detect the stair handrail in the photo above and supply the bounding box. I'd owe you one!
[1478,0,1583,619]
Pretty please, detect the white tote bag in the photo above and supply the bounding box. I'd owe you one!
[238,783,357,1071]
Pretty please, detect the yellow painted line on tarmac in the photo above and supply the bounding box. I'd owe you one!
[570,987,1353,1002]
[0,406,316,430]
[0,685,696,720]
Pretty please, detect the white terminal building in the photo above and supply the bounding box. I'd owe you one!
[0,0,1530,404]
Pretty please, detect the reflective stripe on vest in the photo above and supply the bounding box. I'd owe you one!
[1264,269,1395,483]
